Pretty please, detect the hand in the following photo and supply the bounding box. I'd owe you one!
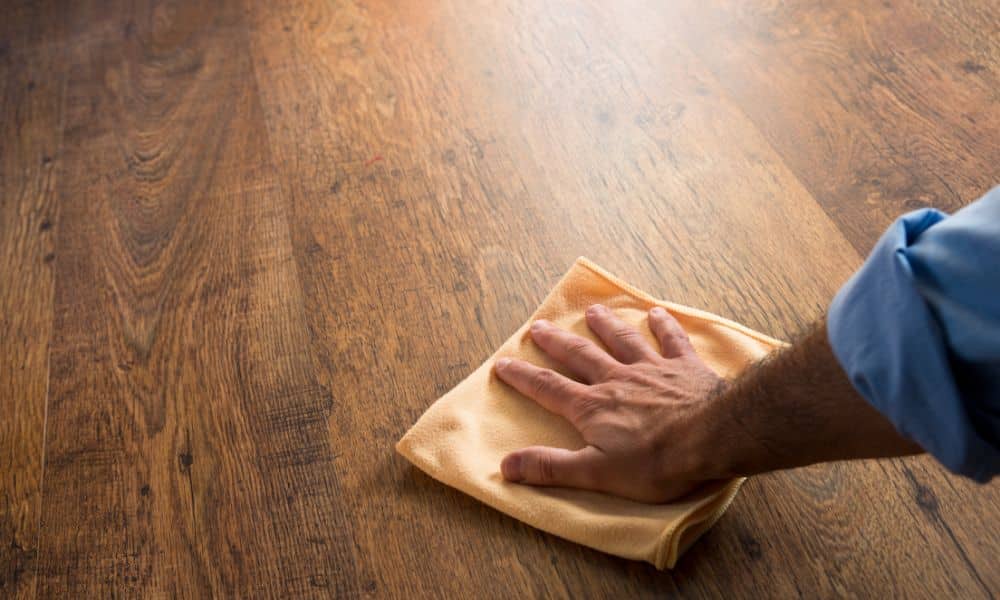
[494,304,728,503]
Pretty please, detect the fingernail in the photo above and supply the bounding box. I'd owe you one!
[650,306,666,317]
[496,357,511,370]
[531,320,549,331]
[587,304,606,314]
[501,454,523,481]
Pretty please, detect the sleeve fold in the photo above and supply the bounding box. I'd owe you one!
[827,187,1000,483]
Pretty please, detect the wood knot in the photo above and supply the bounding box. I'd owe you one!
[739,534,763,560]
[178,452,194,470]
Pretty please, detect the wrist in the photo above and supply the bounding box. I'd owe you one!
[687,378,745,479]
[695,377,783,478]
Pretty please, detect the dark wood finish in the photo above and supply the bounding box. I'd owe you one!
[0,3,66,598]
[32,1,357,596]
[1,0,997,596]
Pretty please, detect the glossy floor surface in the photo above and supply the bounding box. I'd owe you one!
[1,0,998,596]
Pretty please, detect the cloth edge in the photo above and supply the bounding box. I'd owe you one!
[574,256,789,349]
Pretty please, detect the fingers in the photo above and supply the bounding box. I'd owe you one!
[501,445,604,489]
[648,306,694,358]
[528,320,619,383]
[585,304,658,364]
[495,357,590,420]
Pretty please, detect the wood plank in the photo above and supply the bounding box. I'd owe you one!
[34,1,358,595]
[662,0,1000,254]
[0,3,67,597]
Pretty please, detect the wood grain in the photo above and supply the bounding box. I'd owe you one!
[0,3,66,597]
[1,0,997,596]
[32,1,357,595]
[911,0,1000,70]
[662,0,1000,254]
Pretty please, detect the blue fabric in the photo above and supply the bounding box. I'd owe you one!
[827,186,1000,482]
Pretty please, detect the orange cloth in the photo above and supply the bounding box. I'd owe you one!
[397,257,783,568]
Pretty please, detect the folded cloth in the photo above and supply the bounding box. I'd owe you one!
[397,257,783,569]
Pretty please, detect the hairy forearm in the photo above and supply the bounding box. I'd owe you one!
[704,320,924,477]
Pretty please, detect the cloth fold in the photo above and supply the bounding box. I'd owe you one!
[397,257,783,568]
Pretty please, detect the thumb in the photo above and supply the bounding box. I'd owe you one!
[501,446,602,490]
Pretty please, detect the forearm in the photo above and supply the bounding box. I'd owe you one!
[704,320,924,478]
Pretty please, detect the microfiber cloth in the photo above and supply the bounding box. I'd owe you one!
[396,257,784,569]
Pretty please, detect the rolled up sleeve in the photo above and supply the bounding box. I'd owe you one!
[827,186,1000,482]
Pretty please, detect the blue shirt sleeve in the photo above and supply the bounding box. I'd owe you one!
[827,185,1000,482]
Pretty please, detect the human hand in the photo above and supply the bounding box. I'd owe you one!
[494,304,728,503]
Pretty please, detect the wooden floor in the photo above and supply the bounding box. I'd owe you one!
[1,0,998,597]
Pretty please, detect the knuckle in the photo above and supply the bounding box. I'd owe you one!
[595,378,640,409]
[670,326,691,343]
[669,323,692,343]
[601,386,627,411]
[613,327,641,343]
[535,453,555,484]
[531,369,558,396]
[572,392,605,422]
[659,324,694,356]
[564,339,592,357]
[602,363,628,381]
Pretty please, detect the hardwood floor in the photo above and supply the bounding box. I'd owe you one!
[1,0,997,596]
